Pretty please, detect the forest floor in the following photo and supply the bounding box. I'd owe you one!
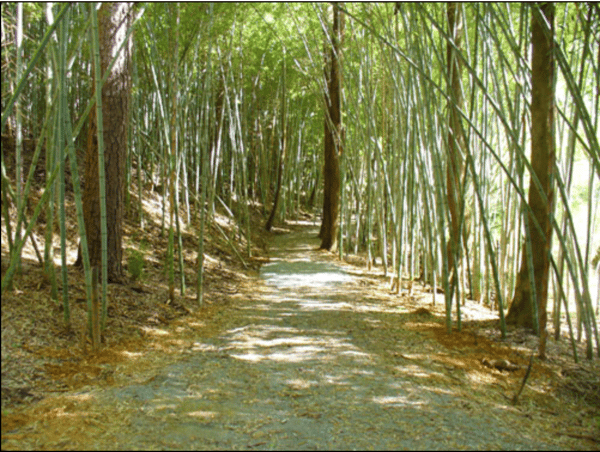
[1,141,599,450]
[2,209,600,449]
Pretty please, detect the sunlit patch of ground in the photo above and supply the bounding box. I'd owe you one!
[2,214,599,449]
[1,161,270,417]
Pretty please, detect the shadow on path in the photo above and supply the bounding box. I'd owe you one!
[3,221,564,450]
[93,222,558,450]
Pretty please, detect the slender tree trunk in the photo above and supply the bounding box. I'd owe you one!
[506,3,555,358]
[81,2,132,282]
[446,2,466,306]
[265,48,287,232]
[320,2,344,251]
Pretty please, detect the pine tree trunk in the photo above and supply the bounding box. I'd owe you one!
[81,2,132,282]
[506,3,555,351]
[446,2,466,302]
[320,2,344,251]
[265,49,287,232]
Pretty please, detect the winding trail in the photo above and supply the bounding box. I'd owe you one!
[3,223,564,450]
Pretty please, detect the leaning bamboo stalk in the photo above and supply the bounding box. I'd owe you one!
[553,168,599,358]
[2,162,63,293]
[2,4,139,294]
[1,4,71,132]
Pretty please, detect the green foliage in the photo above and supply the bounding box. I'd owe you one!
[127,247,146,281]
[2,1,598,357]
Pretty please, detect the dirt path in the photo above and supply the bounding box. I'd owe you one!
[1,223,591,450]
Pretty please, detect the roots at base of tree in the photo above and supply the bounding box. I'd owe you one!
[506,268,536,331]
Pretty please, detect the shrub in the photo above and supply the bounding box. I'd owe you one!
[127,249,145,280]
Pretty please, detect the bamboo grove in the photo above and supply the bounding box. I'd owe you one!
[1,3,599,360]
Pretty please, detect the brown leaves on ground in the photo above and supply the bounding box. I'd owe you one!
[1,180,270,412]
[2,209,599,449]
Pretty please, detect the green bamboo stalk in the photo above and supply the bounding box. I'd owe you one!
[1,166,14,258]
[44,2,59,302]
[1,4,71,133]
[550,256,579,362]
[2,3,141,294]
[197,4,213,303]
[553,166,599,358]
[338,125,345,260]
[14,3,24,274]
[2,162,62,293]
[132,48,144,229]
[167,3,180,303]
[58,6,71,326]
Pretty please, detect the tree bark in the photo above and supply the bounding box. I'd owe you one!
[446,2,466,301]
[81,2,132,282]
[320,2,344,251]
[265,49,287,232]
[506,3,555,354]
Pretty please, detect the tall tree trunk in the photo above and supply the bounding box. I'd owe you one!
[320,2,344,251]
[265,48,287,232]
[446,2,466,306]
[81,2,132,282]
[506,3,555,358]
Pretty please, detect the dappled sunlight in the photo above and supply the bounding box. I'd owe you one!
[339,349,370,358]
[121,350,145,359]
[372,395,426,407]
[186,410,220,420]
[405,321,441,330]
[150,403,179,413]
[1,0,597,447]
[225,324,372,365]
[140,326,171,336]
[393,364,440,380]
[467,370,499,386]
[321,373,352,385]
[261,260,353,288]
[3,216,593,450]
[231,347,325,363]
[296,299,355,311]
[43,407,92,420]
[68,393,96,403]
[190,343,222,353]
[417,386,456,397]
[242,232,568,429]
[2,221,593,452]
